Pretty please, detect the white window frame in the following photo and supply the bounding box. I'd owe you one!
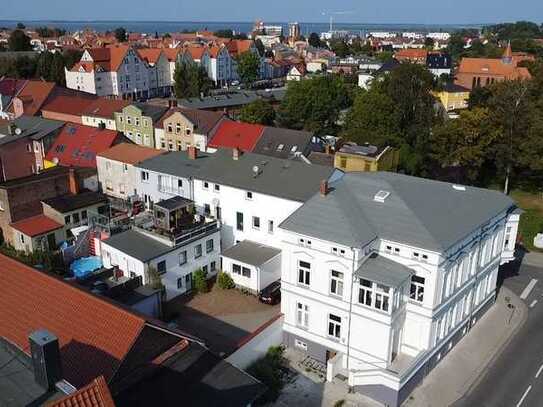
[327,314,342,339]
[330,270,344,297]
[298,261,311,287]
[296,302,309,328]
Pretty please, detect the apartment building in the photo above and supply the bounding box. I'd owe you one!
[114,103,168,148]
[278,172,520,407]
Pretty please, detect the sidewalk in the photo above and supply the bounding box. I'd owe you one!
[521,251,543,268]
[403,286,527,407]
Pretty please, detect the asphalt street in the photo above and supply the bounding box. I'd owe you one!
[454,256,543,407]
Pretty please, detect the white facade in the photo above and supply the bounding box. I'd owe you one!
[135,166,194,209]
[97,156,138,200]
[221,251,281,293]
[101,229,221,300]
[358,73,374,90]
[82,114,118,131]
[279,192,519,406]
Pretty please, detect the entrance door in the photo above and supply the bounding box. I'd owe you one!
[185,273,193,291]
[46,233,56,251]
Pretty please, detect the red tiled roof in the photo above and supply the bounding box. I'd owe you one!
[46,123,121,168]
[46,376,116,407]
[83,98,130,119]
[42,95,98,118]
[184,45,208,60]
[226,39,254,57]
[162,47,181,62]
[73,46,131,72]
[457,57,532,79]
[0,254,146,387]
[208,121,264,152]
[10,214,63,237]
[3,80,56,116]
[395,48,428,60]
[98,143,164,165]
[137,48,163,65]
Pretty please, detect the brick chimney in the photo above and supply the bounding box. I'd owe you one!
[68,168,79,195]
[188,145,198,160]
[320,179,329,197]
[232,147,241,161]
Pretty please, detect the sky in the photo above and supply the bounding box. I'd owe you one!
[1,0,542,25]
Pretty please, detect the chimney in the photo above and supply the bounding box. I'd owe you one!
[29,330,62,390]
[7,123,17,135]
[68,168,79,195]
[324,144,332,155]
[320,179,329,196]
[188,145,198,160]
[172,99,178,107]
[232,147,241,161]
[168,99,173,108]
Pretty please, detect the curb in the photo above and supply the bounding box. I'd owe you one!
[452,286,528,405]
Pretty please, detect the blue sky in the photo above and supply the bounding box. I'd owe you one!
[1,0,542,24]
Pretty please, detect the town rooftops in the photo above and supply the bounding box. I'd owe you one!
[338,143,387,159]
[208,121,264,152]
[195,148,337,202]
[103,229,171,262]
[136,150,211,179]
[0,78,56,116]
[0,115,65,145]
[280,172,515,252]
[356,253,414,288]
[10,214,63,237]
[41,95,98,118]
[457,57,531,79]
[83,98,130,119]
[156,107,226,135]
[46,375,116,407]
[98,143,164,165]
[178,89,286,110]
[42,191,108,213]
[252,127,313,159]
[221,240,281,267]
[131,102,169,123]
[46,123,122,168]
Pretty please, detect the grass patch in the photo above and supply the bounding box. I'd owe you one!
[510,190,543,252]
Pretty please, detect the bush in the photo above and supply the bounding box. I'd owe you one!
[247,346,285,404]
[193,268,209,294]
[217,271,236,289]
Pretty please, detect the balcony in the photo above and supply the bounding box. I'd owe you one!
[158,183,184,196]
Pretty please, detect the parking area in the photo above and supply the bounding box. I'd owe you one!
[167,284,280,356]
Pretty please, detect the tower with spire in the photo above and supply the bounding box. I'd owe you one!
[502,41,513,64]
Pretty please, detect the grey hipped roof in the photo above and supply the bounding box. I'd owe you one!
[195,148,336,202]
[136,150,212,178]
[252,127,313,159]
[280,172,515,253]
[132,102,169,122]
[0,116,64,146]
[103,229,171,262]
[356,253,413,288]
[221,240,281,267]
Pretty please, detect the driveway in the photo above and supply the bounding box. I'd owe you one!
[167,284,280,356]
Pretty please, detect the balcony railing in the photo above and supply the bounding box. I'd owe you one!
[158,184,184,196]
[134,218,219,247]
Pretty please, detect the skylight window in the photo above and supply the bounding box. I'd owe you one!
[374,190,390,203]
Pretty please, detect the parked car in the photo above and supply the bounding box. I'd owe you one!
[258,280,281,305]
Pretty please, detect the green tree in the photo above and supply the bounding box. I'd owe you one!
[114,27,127,42]
[329,39,350,58]
[424,37,435,49]
[277,74,352,135]
[429,108,497,182]
[16,22,25,29]
[236,51,260,85]
[193,268,209,294]
[62,49,83,70]
[240,99,276,125]
[217,272,236,289]
[214,29,234,38]
[446,33,466,61]
[173,62,211,98]
[8,29,32,51]
[308,32,322,48]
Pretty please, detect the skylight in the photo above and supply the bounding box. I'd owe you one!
[374,190,390,203]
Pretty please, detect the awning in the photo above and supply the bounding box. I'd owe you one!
[355,253,414,288]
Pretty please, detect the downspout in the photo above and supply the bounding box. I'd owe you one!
[346,246,356,391]
[468,225,486,329]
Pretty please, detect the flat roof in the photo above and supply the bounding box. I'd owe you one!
[355,253,413,288]
[155,195,192,211]
[42,191,108,213]
[221,240,281,267]
[102,229,171,262]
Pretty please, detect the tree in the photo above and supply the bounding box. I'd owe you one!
[236,51,260,85]
[217,272,236,289]
[424,37,435,49]
[214,29,234,38]
[254,38,265,56]
[308,32,322,48]
[8,29,32,51]
[429,108,497,182]
[16,22,25,29]
[114,27,127,42]
[173,62,211,98]
[446,33,466,61]
[277,74,352,135]
[329,39,350,58]
[193,268,209,294]
[62,49,83,70]
[239,99,276,125]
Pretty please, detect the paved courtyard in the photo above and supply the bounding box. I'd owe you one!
[167,284,280,356]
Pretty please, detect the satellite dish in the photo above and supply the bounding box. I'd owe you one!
[252,165,260,175]
[14,127,22,135]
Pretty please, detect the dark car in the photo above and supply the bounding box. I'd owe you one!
[258,280,281,305]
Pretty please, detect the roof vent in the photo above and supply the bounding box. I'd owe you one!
[374,190,390,203]
[252,165,262,177]
[452,184,466,191]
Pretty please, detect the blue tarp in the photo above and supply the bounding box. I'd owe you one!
[70,256,102,279]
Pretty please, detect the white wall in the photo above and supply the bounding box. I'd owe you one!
[97,156,138,200]
[82,115,118,131]
[221,253,281,293]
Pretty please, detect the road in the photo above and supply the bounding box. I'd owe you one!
[454,257,543,407]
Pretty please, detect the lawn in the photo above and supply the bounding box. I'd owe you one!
[510,190,543,252]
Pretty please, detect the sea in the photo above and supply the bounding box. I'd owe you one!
[0,20,483,36]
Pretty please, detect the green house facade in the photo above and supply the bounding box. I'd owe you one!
[115,103,168,148]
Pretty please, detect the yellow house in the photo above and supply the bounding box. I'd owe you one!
[334,143,399,172]
[433,83,470,111]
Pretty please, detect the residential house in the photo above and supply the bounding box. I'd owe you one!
[0,254,265,406]
[163,47,182,87]
[0,116,65,181]
[207,121,264,153]
[101,197,221,300]
[138,48,172,97]
[252,127,314,160]
[426,52,452,78]
[97,143,164,200]
[394,48,428,64]
[134,147,210,207]
[287,63,306,81]
[433,83,470,112]
[334,143,399,173]
[0,78,56,120]
[208,45,234,86]
[10,214,65,253]
[115,103,168,148]
[46,123,127,169]
[279,172,520,407]
[41,95,98,124]
[65,45,152,99]
[455,44,532,90]
[180,45,211,71]
[81,98,131,130]
[155,106,226,151]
